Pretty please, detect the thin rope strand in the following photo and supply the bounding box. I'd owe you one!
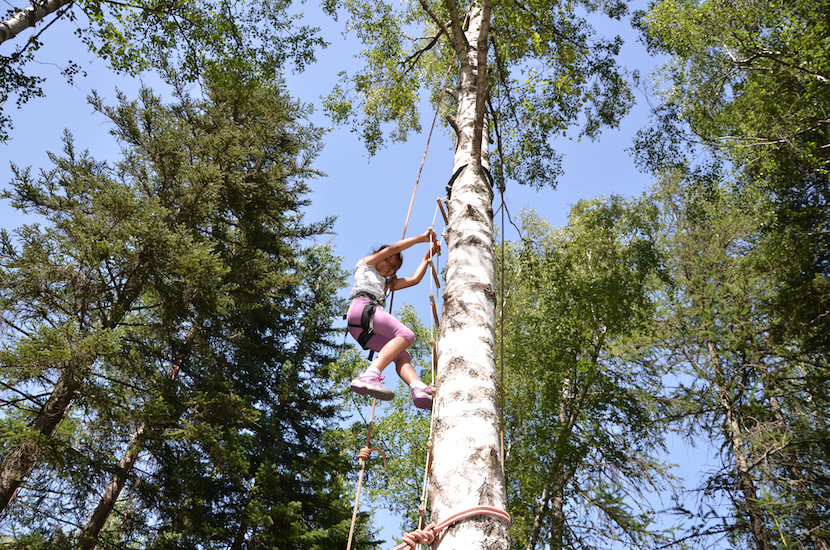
[401,61,456,239]
[499,185,506,466]
[346,398,379,550]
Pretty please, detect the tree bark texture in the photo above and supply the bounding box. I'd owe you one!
[429,3,509,549]
[0,364,84,513]
[0,0,73,44]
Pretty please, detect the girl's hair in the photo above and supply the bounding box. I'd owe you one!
[375,245,403,269]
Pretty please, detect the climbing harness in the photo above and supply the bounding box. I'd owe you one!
[346,291,386,361]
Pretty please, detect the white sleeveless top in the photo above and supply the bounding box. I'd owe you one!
[349,259,387,306]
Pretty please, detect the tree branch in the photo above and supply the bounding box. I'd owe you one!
[416,0,450,41]
[446,113,461,135]
[471,0,492,167]
[0,0,74,45]
[401,30,444,76]
[444,0,470,68]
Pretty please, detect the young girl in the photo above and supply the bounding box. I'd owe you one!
[347,228,440,410]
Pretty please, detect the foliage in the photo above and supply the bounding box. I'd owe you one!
[633,0,830,352]
[324,0,638,189]
[0,0,327,141]
[647,170,830,550]
[632,5,830,542]
[499,202,677,550]
[0,74,359,548]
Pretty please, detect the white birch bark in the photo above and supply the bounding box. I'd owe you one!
[0,0,73,44]
[428,3,509,548]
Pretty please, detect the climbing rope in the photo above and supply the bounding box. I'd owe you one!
[390,505,512,550]
[346,399,381,550]
[400,56,457,240]
[345,141,449,550]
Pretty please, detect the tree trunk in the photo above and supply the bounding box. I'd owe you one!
[523,462,567,550]
[77,422,146,550]
[709,342,771,550]
[525,476,551,550]
[0,363,84,513]
[77,362,179,549]
[428,2,509,548]
[724,403,770,550]
[0,0,73,44]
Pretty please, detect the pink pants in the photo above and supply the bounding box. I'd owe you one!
[347,297,414,363]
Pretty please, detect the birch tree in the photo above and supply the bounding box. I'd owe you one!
[500,204,674,550]
[325,0,637,545]
[633,0,830,353]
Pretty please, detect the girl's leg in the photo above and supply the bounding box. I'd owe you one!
[348,303,414,372]
[393,356,433,410]
[348,300,432,408]
[395,359,419,386]
[348,301,415,401]
[369,336,410,374]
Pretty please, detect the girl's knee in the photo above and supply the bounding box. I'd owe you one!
[399,327,415,345]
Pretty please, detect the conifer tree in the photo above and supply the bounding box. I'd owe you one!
[0,74,361,549]
[648,172,830,550]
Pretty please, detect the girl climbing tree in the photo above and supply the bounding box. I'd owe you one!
[326,0,637,545]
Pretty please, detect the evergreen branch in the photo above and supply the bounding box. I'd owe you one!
[0,380,49,407]
[0,313,33,338]
[747,436,830,472]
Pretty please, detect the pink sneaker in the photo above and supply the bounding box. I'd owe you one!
[350,371,395,401]
[411,385,433,410]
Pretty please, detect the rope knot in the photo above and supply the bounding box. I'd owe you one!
[400,524,436,549]
[356,446,388,471]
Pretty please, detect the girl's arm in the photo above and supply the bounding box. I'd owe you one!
[392,240,441,290]
[363,229,436,266]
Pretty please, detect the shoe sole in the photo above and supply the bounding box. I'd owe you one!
[413,397,433,410]
[350,382,395,401]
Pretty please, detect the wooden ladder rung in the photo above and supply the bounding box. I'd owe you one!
[437,197,449,225]
[429,259,441,288]
[430,294,440,327]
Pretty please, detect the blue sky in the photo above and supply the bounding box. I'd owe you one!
[0,1,702,545]
[0,2,659,257]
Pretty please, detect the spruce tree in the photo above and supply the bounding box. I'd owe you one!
[0,74,361,549]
